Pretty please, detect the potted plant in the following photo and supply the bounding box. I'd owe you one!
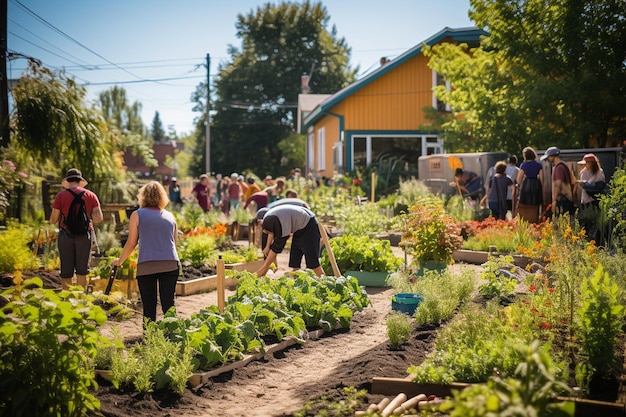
[399,197,463,273]
[320,234,402,286]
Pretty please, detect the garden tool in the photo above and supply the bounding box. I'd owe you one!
[104,265,119,295]
[318,222,340,277]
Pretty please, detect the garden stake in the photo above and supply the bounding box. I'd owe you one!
[217,256,225,312]
[318,222,341,277]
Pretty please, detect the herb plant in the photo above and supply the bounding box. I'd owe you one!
[386,311,412,349]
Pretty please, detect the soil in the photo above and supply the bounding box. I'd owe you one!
[1,245,481,417]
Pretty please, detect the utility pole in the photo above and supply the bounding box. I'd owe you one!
[0,0,8,147]
[205,54,211,175]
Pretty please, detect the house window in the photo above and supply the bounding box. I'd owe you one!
[432,70,451,112]
[317,128,325,171]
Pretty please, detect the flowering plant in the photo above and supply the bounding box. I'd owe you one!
[0,160,28,210]
[399,197,463,266]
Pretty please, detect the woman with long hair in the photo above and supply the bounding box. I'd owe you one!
[112,181,180,323]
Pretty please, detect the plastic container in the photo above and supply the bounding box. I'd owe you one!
[391,293,423,315]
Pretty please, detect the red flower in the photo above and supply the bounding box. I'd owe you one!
[538,322,551,329]
[529,285,536,292]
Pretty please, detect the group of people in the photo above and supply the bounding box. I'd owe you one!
[459,146,605,224]
[187,173,293,216]
[50,167,322,324]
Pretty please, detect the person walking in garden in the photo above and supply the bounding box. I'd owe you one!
[168,177,183,209]
[112,181,180,323]
[517,147,544,223]
[541,146,577,217]
[481,161,515,220]
[192,174,211,212]
[228,172,242,211]
[506,155,520,217]
[50,168,104,290]
[255,204,325,277]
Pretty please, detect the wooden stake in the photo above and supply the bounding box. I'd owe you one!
[217,255,225,312]
[318,221,340,277]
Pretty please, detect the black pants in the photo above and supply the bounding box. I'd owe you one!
[137,269,178,322]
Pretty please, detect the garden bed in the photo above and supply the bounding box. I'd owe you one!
[453,249,532,267]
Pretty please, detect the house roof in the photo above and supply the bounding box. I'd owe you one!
[302,26,486,130]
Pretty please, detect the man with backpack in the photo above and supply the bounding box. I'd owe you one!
[50,168,103,290]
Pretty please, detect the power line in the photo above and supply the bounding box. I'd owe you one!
[12,0,144,82]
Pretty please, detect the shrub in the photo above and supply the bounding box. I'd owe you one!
[0,224,39,273]
[0,278,108,417]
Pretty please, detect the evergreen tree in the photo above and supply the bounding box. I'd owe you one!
[151,111,166,142]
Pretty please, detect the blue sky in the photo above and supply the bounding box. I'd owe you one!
[8,0,474,135]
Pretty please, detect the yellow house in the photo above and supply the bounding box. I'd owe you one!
[300,27,485,179]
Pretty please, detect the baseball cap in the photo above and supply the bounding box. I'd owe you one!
[540,146,560,160]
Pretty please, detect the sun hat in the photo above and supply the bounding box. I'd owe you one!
[540,146,560,160]
[231,172,239,179]
[171,176,177,182]
[578,153,597,164]
[61,168,88,188]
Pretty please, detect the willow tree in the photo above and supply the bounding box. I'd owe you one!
[190,0,357,177]
[11,62,121,182]
[426,0,626,153]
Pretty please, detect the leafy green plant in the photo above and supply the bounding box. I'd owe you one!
[478,255,518,302]
[320,235,402,273]
[0,278,109,417]
[575,264,625,394]
[440,340,574,417]
[178,233,218,268]
[386,311,412,349]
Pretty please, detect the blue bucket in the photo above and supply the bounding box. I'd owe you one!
[391,293,423,315]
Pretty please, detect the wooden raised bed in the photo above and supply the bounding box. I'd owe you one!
[224,259,265,273]
[175,275,237,296]
[453,249,532,268]
[371,377,626,417]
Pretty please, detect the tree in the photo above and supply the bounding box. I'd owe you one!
[98,86,157,174]
[190,1,356,177]
[11,62,120,182]
[99,86,143,135]
[151,111,166,142]
[426,0,626,153]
